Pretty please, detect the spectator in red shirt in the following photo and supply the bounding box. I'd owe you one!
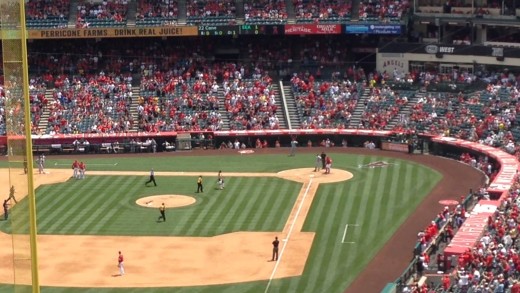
[442,274,451,291]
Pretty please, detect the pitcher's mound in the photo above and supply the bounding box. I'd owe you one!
[277,168,353,183]
[136,195,196,208]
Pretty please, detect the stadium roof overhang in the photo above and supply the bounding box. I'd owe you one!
[413,13,520,26]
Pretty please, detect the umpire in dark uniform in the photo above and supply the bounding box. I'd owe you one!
[271,236,280,261]
[320,151,326,170]
[3,199,8,220]
[145,168,157,186]
[197,175,203,193]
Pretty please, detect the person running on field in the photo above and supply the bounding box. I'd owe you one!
[158,203,166,222]
[7,186,17,204]
[217,170,225,190]
[145,168,157,186]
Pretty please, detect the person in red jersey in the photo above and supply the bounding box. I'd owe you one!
[118,251,125,276]
[72,160,79,179]
[79,161,86,179]
[325,156,332,174]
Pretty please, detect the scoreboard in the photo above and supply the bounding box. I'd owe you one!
[197,25,286,36]
[198,25,239,36]
[195,24,402,36]
[239,25,284,35]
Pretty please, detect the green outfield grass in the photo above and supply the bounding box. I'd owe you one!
[0,152,442,293]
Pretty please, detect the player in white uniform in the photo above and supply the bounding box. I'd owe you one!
[38,154,46,174]
[217,170,225,190]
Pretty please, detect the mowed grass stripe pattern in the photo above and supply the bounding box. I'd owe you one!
[288,156,441,293]
[0,153,443,293]
[2,176,301,236]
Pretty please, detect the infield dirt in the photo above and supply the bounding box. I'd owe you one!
[0,166,351,287]
[0,148,486,291]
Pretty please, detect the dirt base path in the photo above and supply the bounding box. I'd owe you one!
[0,167,352,288]
[0,148,485,291]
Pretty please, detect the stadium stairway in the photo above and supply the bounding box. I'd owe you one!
[347,87,371,128]
[216,87,231,130]
[285,0,296,24]
[385,89,421,130]
[281,83,301,129]
[178,0,187,25]
[37,89,56,134]
[126,0,137,25]
[235,0,245,24]
[67,0,78,27]
[271,83,288,129]
[129,86,141,132]
[351,0,361,20]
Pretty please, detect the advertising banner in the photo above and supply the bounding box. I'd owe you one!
[284,24,341,35]
[345,24,401,34]
[28,26,199,39]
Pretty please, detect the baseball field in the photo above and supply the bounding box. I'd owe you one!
[0,147,486,293]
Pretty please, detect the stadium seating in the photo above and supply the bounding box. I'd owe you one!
[244,0,288,24]
[358,0,409,22]
[138,70,223,132]
[224,76,280,131]
[26,0,70,29]
[444,185,520,292]
[136,0,178,26]
[359,87,409,130]
[0,89,5,135]
[76,0,128,28]
[186,0,236,25]
[46,73,133,135]
[291,75,363,129]
[294,0,353,23]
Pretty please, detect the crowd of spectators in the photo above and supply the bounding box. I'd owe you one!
[0,86,5,136]
[223,69,280,131]
[28,80,50,135]
[293,0,353,22]
[358,0,409,22]
[45,72,134,135]
[4,36,520,144]
[136,0,178,21]
[26,0,70,21]
[244,0,288,23]
[442,181,520,292]
[291,72,361,129]
[76,0,128,28]
[359,85,409,130]
[405,70,520,162]
[186,0,236,24]
[20,0,413,28]
[137,68,223,132]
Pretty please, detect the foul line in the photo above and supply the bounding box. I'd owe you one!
[264,177,314,293]
[54,162,118,166]
[341,224,358,244]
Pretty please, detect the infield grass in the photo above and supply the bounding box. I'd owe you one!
[0,151,442,293]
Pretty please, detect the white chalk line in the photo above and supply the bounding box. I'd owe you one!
[54,162,118,166]
[264,177,314,293]
[341,224,359,244]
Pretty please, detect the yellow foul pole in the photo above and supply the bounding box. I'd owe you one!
[20,0,40,291]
